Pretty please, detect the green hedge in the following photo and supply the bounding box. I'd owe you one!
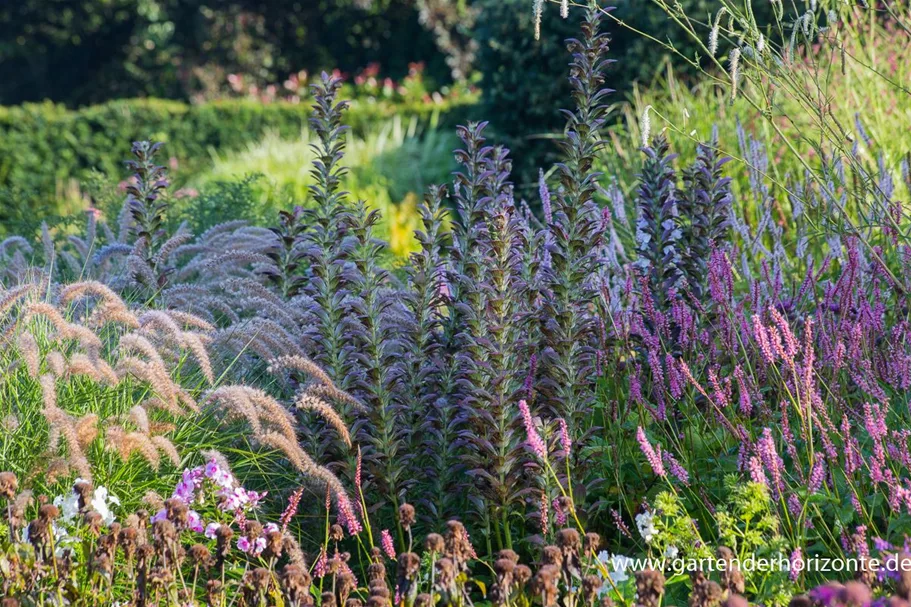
[0,95,473,226]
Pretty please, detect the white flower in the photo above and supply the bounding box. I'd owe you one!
[53,491,80,523]
[664,545,679,559]
[91,486,119,525]
[597,551,633,585]
[53,479,119,526]
[635,511,657,544]
[609,554,633,583]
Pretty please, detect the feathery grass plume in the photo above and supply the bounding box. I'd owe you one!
[106,425,162,470]
[46,350,66,377]
[177,330,215,384]
[295,393,352,448]
[39,374,92,479]
[256,430,351,505]
[399,184,450,520]
[150,435,181,467]
[24,301,104,353]
[115,357,183,413]
[268,355,363,412]
[246,388,300,442]
[0,284,35,326]
[74,414,99,449]
[59,280,138,328]
[540,2,609,439]
[677,137,733,302]
[203,386,265,436]
[635,134,685,307]
[16,331,40,378]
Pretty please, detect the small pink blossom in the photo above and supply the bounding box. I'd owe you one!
[187,510,204,533]
[381,529,396,559]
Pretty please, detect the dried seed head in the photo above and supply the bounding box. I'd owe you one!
[515,564,533,586]
[583,575,603,603]
[584,532,601,555]
[531,565,560,607]
[0,472,17,500]
[189,544,213,569]
[494,558,516,576]
[541,545,562,567]
[424,533,444,553]
[635,570,666,607]
[557,528,581,550]
[398,552,421,581]
[398,503,416,529]
[38,504,60,522]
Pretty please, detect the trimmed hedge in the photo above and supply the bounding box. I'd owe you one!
[0,95,473,217]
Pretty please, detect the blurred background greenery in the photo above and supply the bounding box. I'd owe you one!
[0,0,791,250]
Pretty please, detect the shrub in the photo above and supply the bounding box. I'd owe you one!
[0,94,473,237]
[0,0,450,106]
[471,0,773,192]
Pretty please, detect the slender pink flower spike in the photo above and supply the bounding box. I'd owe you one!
[381,529,396,559]
[636,426,666,477]
[519,400,548,461]
[558,418,572,454]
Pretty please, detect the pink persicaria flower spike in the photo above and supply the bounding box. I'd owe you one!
[636,427,666,477]
[281,487,304,532]
[662,451,689,486]
[314,549,329,578]
[552,497,567,526]
[337,493,363,536]
[518,400,547,461]
[789,547,803,581]
[558,418,572,454]
[539,491,549,535]
[381,529,396,559]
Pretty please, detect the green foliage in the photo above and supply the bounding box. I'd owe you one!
[715,480,794,606]
[0,95,469,238]
[172,175,268,235]
[191,116,457,256]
